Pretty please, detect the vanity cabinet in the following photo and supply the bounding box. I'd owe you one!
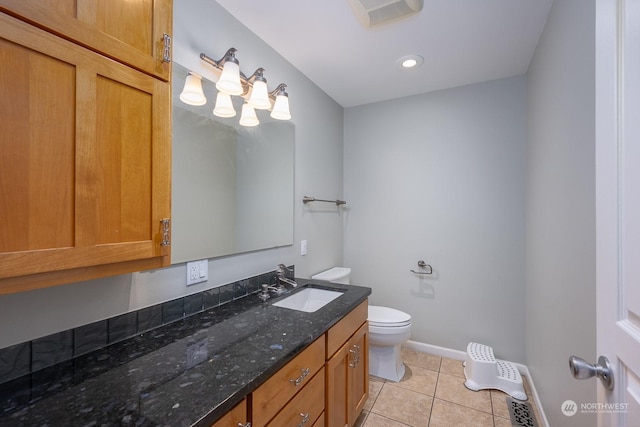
[0,0,172,80]
[0,7,171,294]
[210,399,248,427]
[325,300,369,427]
[252,337,325,427]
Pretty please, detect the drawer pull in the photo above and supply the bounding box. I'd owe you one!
[237,423,251,427]
[297,412,310,427]
[289,367,310,386]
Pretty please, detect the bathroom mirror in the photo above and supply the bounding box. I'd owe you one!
[171,63,294,264]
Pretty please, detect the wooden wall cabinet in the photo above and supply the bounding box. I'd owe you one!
[0,3,172,294]
[0,0,172,80]
[325,301,369,427]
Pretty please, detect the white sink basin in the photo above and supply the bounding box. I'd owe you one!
[272,287,343,313]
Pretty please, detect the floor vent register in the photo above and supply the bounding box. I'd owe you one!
[506,397,538,427]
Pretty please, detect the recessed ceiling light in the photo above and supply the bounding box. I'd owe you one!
[398,54,424,69]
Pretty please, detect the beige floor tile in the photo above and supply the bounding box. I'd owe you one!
[434,372,492,414]
[429,399,494,427]
[370,383,433,426]
[439,357,465,379]
[365,376,386,411]
[363,412,413,427]
[401,347,441,372]
[394,365,438,397]
[490,390,511,419]
[493,415,513,427]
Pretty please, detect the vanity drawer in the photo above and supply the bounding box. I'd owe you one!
[252,336,325,426]
[265,367,325,427]
[326,299,368,358]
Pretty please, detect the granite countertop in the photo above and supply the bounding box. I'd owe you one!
[0,279,371,427]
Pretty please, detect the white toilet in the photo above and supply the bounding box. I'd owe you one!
[368,305,412,382]
[311,267,412,382]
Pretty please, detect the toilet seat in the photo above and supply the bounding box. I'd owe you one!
[368,305,411,328]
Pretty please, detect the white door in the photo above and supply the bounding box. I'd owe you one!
[595,0,640,425]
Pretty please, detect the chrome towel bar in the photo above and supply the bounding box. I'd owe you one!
[303,196,346,206]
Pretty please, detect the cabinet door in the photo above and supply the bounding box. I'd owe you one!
[347,323,369,426]
[325,321,369,427]
[0,13,171,293]
[326,341,349,427]
[0,0,172,80]
[210,399,248,427]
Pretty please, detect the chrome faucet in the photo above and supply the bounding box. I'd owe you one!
[276,264,297,289]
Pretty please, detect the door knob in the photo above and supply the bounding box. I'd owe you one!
[569,355,614,390]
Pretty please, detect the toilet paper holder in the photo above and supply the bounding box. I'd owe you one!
[410,260,433,275]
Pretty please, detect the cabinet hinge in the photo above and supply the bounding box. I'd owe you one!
[162,33,172,63]
[160,218,171,246]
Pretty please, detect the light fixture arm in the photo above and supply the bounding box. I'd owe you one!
[269,83,288,100]
[246,67,266,83]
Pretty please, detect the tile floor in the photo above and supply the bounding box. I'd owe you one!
[355,348,542,427]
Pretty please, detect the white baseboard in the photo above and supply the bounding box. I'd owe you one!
[403,340,550,427]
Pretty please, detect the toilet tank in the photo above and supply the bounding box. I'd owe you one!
[311,267,351,284]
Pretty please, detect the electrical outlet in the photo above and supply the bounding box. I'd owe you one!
[301,239,308,256]
[186,260,208,286]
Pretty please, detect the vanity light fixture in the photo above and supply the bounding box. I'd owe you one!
[213,92,236,118]
[179,73,207,106]
[239,102,259,127]
[247,68,271,110]
[179,47,291,127]
[270,84,291,120]
[215,48,243,96]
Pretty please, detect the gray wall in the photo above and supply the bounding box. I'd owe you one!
[344,76,527,362]
[525,0,597,426]
[0,0,345,349]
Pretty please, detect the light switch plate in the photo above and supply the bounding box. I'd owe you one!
[301,240,308,256]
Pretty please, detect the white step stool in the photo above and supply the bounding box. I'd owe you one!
[463,342,527,401]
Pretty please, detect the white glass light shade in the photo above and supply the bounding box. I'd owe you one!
[270,94,291,120]
[179,73,207,106]
[213,92,236,118]
[216,60,243,95]
[239,103,259,127]
[248,80,271,110]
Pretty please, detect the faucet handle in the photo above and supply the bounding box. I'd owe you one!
[258,284,271,301]
[277,264,292,274]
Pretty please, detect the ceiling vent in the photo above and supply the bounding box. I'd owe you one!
[347,0,423,28]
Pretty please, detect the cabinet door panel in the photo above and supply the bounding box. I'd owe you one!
[0,13,170,292]
[0,0,172,80]
[325,342,349,427]
[0,37,75,253]
[348,323,369,426]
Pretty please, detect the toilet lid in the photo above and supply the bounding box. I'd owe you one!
[368,305,411,327]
